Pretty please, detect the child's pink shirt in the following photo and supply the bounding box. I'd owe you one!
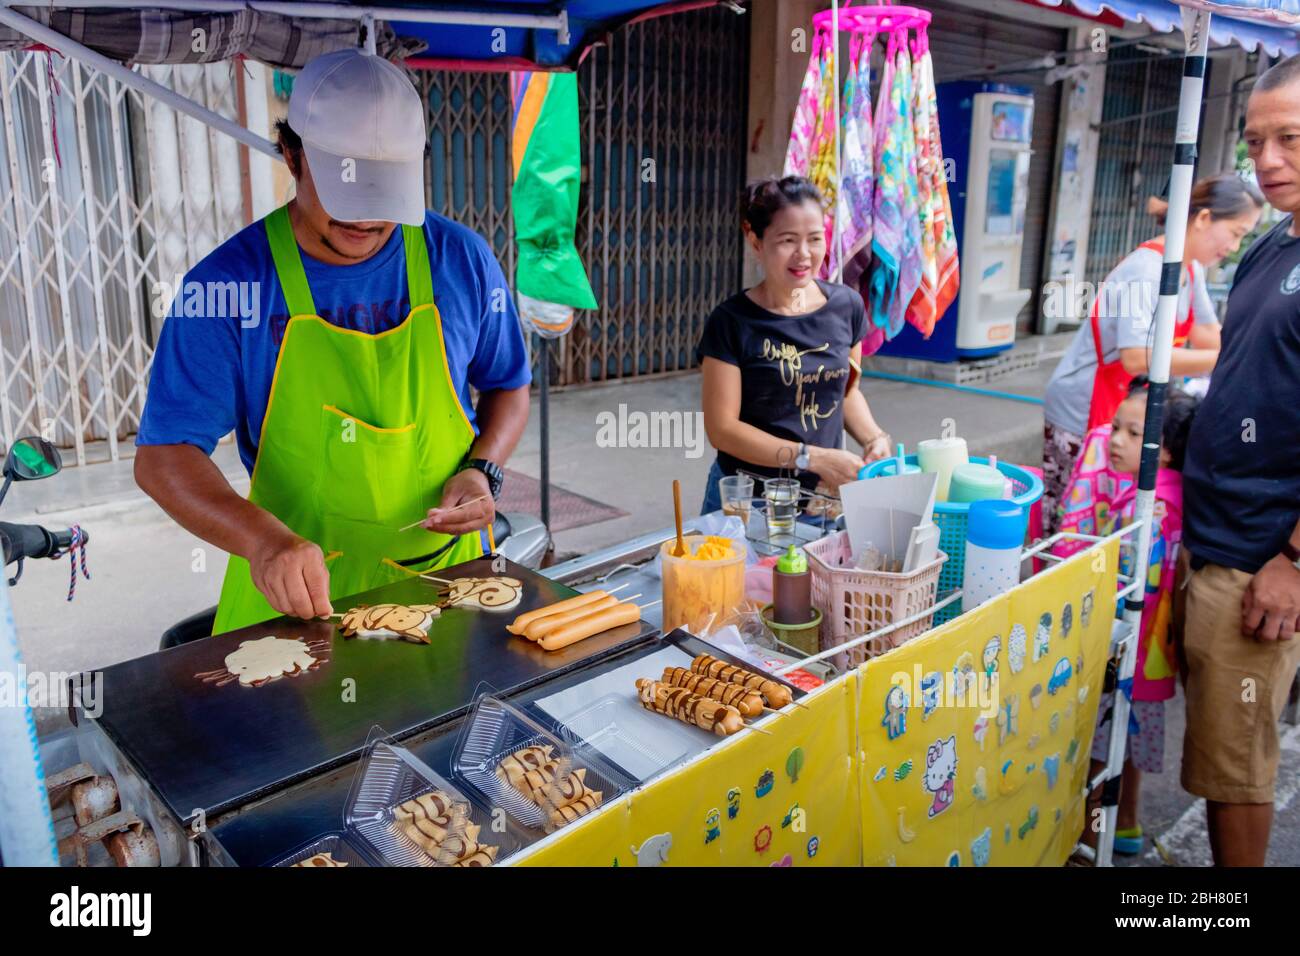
[1052,425,1181,701]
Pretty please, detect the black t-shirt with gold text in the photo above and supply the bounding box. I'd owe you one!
[697,280,867,485]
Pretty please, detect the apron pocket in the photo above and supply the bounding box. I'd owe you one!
[316,404,430,530]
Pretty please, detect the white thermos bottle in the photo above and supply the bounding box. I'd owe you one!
[961,499,1025,610]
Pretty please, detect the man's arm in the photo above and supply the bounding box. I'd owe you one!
[423,384,530,535]
[135,445,332,620]
[1242,518,1300,641]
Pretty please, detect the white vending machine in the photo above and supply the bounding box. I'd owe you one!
[878,83,1035,361]
[956,91,1034,354]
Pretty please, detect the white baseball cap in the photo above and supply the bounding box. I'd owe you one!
[287,49,427,226]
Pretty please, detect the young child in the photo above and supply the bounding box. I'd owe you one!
[1055,377,1199,856]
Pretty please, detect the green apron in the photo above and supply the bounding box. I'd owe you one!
[213,205,485,635]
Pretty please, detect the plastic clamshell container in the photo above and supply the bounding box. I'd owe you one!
[557,693,693,783]
[272,831,371,867]
[344,726,511,867]
[451,688,627,833]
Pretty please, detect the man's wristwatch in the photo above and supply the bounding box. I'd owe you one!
[795,442,811,471]
[1282,540,1300,571]
[460,458,503,499]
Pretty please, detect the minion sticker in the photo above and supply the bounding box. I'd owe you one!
[704,807,721,845]
[727,787,741,820]
[755,769,775,798]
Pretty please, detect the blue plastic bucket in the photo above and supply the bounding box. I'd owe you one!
[861,455,1044,622]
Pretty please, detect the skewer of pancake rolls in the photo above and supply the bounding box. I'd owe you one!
[633,654,800,737]
[506,583,655,652]
[496,744,604,829]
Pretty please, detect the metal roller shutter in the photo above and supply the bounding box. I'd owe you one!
[924,2,1066,334]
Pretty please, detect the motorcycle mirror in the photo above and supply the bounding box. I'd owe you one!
[0,436,62,506]
[4,436,62,482]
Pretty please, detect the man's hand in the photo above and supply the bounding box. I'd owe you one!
[422,467,495,536]
[249,530,333,621]
[1241,553,1300,641]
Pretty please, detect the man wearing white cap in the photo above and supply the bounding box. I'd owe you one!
[135,49,531,634]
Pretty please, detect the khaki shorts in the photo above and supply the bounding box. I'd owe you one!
[1176,553,1300,804]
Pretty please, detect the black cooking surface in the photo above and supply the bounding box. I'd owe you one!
[88,557,654,823]
[207,629,807,866]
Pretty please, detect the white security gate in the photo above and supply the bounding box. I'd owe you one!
[0,50,244,466]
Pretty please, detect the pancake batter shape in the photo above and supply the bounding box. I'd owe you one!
[338,603,441,643]
[196,635,330,688]
[442,576,524,612]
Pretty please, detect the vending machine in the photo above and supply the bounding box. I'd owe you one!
[878,82,1034,362]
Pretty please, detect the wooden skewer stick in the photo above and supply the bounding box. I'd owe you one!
[397,494,492,532]
[744,721,773,736]
[636,599,662,611]
[419,574,455,585]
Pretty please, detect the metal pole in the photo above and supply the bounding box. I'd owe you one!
[0,6,281,159]
[539,338,551,534]
[830,0,843,282]
[1096,6,1211,869]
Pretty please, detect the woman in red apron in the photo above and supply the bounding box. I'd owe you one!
[1042,174,1264,533]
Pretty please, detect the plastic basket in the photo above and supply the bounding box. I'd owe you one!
[862,455,1043,622]
[804,530,946,670]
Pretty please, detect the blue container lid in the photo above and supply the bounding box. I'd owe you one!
[966,499,1024,550]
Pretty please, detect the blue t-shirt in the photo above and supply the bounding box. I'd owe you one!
[137,210,531,474]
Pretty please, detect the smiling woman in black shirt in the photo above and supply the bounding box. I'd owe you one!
[698,176,892,514]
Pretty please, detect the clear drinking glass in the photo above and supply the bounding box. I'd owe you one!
[719,475,754,522]
[764,477,800,542]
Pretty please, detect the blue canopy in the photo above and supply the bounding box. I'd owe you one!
[391,0,718,69]
[1174,0,1300,24]
[1036,0,1300,54]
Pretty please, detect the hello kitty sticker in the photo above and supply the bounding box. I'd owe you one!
[923,735,957,818]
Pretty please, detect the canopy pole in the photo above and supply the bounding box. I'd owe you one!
[1095,5,1212,869]
[361,13,377,55]
[0,5,281,159]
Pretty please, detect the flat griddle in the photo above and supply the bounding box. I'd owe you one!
[207,628,805,866]
[87,556,655,825]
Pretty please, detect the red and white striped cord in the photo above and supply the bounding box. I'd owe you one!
[66,524,89,602]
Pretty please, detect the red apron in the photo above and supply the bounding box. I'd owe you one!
[1086,239,1195,431]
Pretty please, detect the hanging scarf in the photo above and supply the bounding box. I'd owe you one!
[907,33,939,336]
[891,39,923,337]
[808,35,839,261]
[924,36,960,324]
[784,34,823,178]
[867,39,899,336]
[838,33,875,290]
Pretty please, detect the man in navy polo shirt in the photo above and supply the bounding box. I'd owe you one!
[1180,54,1300,866]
